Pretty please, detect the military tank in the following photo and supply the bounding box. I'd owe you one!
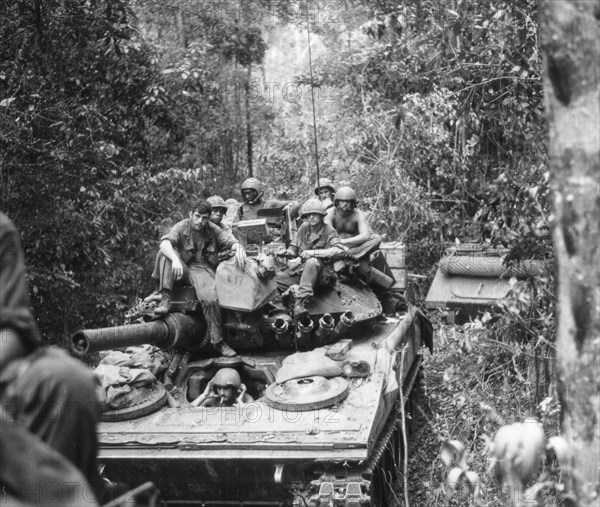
[72,237,432,506]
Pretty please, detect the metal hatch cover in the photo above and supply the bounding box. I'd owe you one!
[264,376,349,411]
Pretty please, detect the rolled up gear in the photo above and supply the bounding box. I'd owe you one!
[439,256,548,278]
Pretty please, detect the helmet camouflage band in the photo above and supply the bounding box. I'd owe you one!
[301,198,327,217]
[314,177,335,195]
[241,177,264,192]
[334,186,357,203]
[212,368,241,388]
[207,195,227,211]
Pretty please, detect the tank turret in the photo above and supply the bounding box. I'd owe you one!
[70,312,207,356]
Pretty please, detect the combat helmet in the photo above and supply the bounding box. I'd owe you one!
[334,186,357,205]
[207,195,227,212]
[314,177,335,196]
[300,198,327,217]
[241,178,264,193]
[241,177,264,204]
[212,368,241,389]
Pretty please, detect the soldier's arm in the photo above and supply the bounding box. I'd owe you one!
[282,233,301,257]
[159,240,185,279]
[302,229,347,260]
[216,228,246,269]
[301,246,345,260]
[190,380,216,407]
[0,329,27,371]
[324,207,335,228]
[0,214,40,369]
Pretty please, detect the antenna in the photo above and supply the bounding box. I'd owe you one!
[305,2,321,197]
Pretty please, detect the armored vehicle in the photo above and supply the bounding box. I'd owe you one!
[425,244,548,324]
[72,228,432,506]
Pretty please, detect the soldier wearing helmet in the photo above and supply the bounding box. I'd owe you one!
[236,177,300,223]
[325,186,382,261]
[314,177,335,209]
[277,198,347,320]
[207,196,229,228]
[190,368,253,407]
[207,195,238,262]
[151,200,246,357]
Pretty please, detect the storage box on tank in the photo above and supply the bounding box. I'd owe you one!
[380,241,407,289]
[233,219,270,248]
[216,259,277,311]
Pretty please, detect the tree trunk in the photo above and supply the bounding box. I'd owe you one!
[245,63,253,177]
[540,1,600,505]
[176,3,187,50]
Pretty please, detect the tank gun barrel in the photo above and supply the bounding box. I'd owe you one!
[70,313,207,356]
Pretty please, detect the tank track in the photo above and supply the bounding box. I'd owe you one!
[364,354,423,475]
[302,355,423,506]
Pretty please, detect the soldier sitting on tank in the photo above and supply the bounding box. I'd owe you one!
[152,200,246,358]
[190,368,253,407]
[208,194,238,244]
[236,177,300,222]
[324,186,395,285]
[324,186,382,260]
[207,195,229,230]
[277,198,348,320]
[233,177,300,245]
[314,177,336,210]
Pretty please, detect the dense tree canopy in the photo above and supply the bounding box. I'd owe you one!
[1,0,550,351]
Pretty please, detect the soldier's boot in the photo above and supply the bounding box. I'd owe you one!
[154,290,172,315]
[293,297,309,320]
[214,340,237,358]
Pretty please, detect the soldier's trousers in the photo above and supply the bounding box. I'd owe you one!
[346,232,382,260]
[152,252,224,344]
[277,258,336,299]
[0,346,101,503]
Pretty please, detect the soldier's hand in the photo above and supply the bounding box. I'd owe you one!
[277,248,296,259]
[236,383,247,404]
[234,243,246,269]
[203,380,214,396]
[172,258,184,280]
[300,250,314,260]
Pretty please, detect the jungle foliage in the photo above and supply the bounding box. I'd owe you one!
[1,0,551,364]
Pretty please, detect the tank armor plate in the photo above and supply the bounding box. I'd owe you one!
[306,278,382,321]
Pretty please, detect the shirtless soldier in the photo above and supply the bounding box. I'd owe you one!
[324,186,381,260]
